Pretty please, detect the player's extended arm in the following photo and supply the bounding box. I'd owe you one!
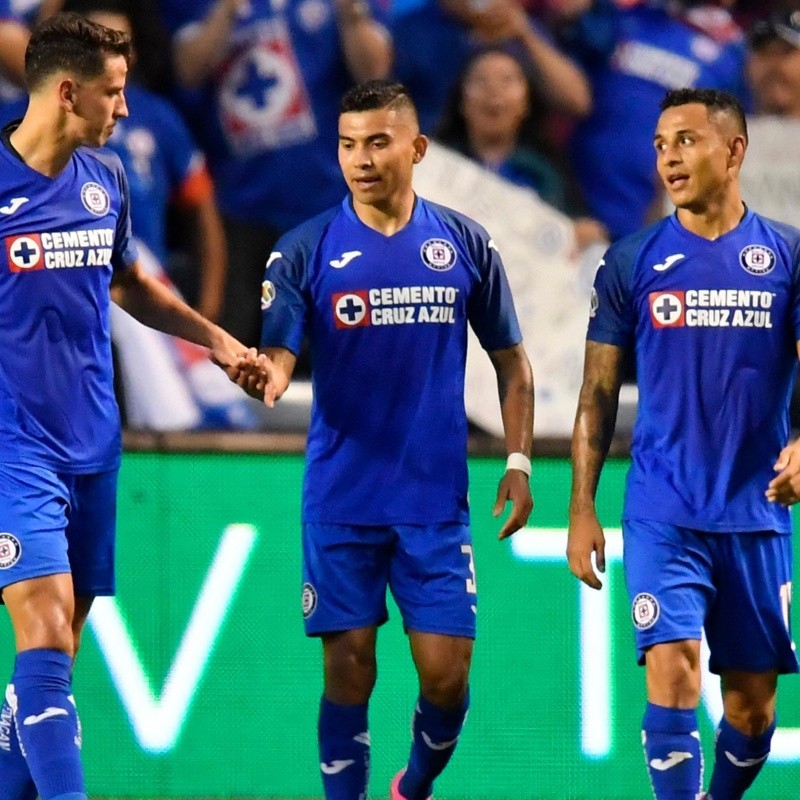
[112,259,264,381]
[567,340,625,589]
[765,339,800,505]
[487,343,534,540]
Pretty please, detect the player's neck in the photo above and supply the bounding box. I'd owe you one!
[675,190,746,241]
[352,192,416,236]
[10,109,78,179]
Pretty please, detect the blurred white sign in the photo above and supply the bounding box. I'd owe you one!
[414,142,598,437]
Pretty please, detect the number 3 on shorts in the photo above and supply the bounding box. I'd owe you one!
[780,581,793,632]
[461,544,477,594]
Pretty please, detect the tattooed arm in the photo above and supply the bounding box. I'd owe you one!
[487,343,535,539]
[567,340,625,589]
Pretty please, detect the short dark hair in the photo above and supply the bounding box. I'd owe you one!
[25,12,131,91]
[660,88,748,142]
[340,80,418,121]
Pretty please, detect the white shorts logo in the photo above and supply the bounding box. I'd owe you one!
[632,592,660,630]
[302,582,317,618]
[80,182,110,216]
[0,533,22,569]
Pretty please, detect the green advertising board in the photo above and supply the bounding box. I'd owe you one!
[1,453,798,799]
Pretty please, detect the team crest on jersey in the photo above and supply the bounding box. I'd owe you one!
[261,280,276,310]
[0,533,22,569]
[332,291,370,328]
[302,582,317,618]
[632,592,659,630]
[80,182,110,216]
[420,238,457,272]
[649,291,685,328]
[739,245,776,276]
[5,234,44,272]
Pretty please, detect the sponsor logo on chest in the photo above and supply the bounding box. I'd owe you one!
[5,228,115,273]
[332,285,461,329]
[648,288,776,329]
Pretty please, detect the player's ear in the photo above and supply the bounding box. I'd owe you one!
[728,134,746,170]
[412,134,428,164]
[58,79,77,111]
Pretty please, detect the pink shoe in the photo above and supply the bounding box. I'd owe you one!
[390,769,432,800]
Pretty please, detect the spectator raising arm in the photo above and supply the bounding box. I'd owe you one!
[335,0,393,81]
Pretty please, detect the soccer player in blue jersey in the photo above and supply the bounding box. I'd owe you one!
[0,13,266,800]
[568,87,800,800]
[257,80,534,800]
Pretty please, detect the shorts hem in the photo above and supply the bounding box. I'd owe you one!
[405,622,476,640]
[304,615,389,637]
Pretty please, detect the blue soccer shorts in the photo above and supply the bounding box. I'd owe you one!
[0,462,118,598]
[301,522,478,638]
[623,519,798,674]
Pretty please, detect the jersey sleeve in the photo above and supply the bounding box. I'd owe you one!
[112,159,139,272]
[467,235,522,352]
[586,243,635,347]
[259,239,310,355]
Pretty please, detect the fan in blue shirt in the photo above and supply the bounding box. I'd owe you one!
[569,87,800,800]
[0,14,266,800]
[257,79,534,800]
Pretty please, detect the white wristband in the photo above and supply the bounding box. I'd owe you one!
[506,452,531,477]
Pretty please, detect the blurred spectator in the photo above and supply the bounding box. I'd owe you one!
[0,2,32,115]
[393,0,592,133]
[560,0,748,240]
[71,0,258,431]
[436,45,607,247]
[746,9,800,116]
[159,0,392,347]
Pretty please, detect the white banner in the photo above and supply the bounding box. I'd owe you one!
[413,142,598,437]
[740,116,800,229]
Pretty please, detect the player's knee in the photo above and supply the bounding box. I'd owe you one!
[725,706,774,737]
[418,659,470,709]
[324,641,377,703]
[15,612,75,657]
[646,643,701,706]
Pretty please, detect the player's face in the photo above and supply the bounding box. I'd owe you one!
[460,51,529,143]
[68,54,129,147]
[747,41,800,115]
[654,103,743,211]
[338,106,427,211]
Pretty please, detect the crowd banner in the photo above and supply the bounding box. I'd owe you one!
[741,116,800,229]
[413,142,599,437]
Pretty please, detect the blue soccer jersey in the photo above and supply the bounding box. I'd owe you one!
[589,209,800,533]
[261,196,521,525]
[0,126,138,472]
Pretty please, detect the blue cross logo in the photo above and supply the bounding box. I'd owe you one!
[235,57,278,110]
[11,238,39,267]
[338,296,365,323]
[655,296,679,322]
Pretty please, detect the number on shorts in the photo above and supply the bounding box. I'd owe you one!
[780,581,793,632]
[461,544,477,594]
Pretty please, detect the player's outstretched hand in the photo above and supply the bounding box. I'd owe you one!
[493,469,533,540]
[767,439,800,506]
[567,512,606,590]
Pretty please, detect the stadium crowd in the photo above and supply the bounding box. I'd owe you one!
[1,0,799,430]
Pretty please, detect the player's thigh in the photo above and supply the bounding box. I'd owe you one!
[623,519,714,665]
[64,469,118,598]
[0,462,71,597]
[390,523,477,639]
[707,531,798,675]
[408,630,473,703]
[302,523,393,635]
